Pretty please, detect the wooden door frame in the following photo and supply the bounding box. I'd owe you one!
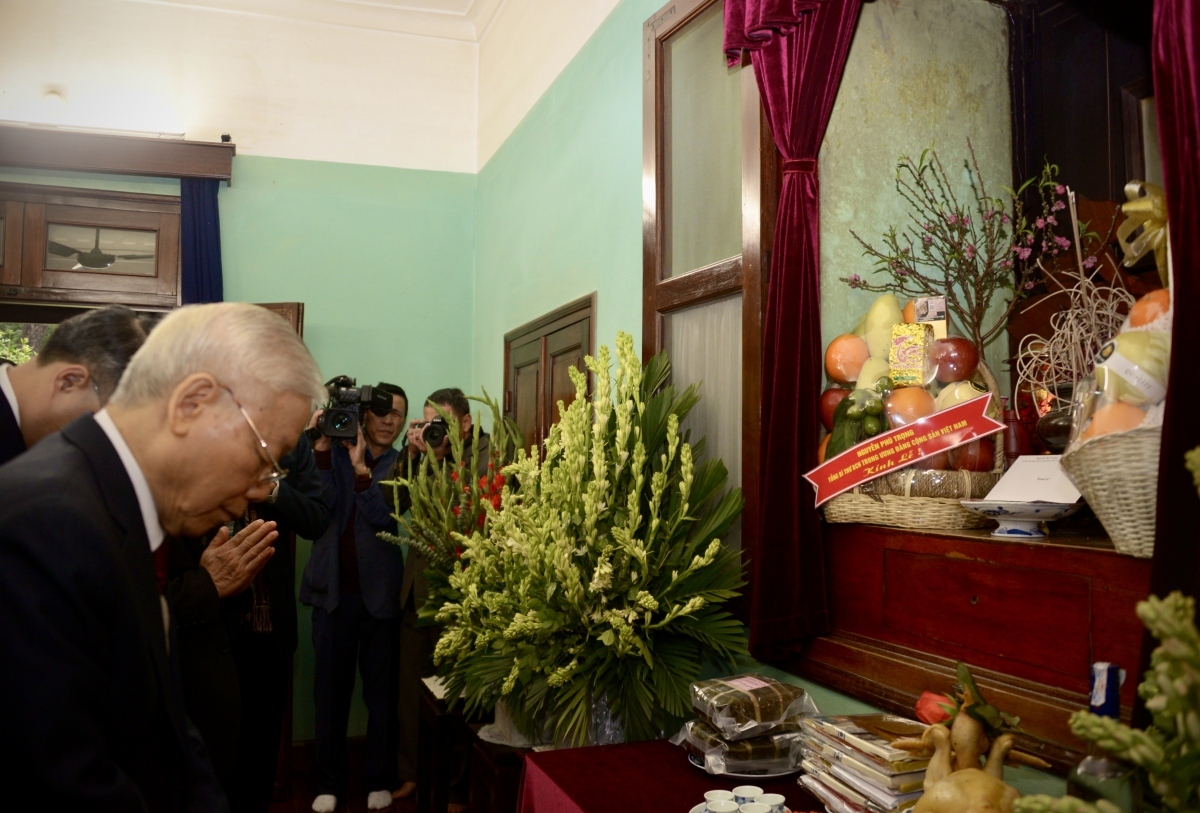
[642,0,777,613]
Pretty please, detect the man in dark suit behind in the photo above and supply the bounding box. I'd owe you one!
[0,305,149,466]
[0,302,325,811]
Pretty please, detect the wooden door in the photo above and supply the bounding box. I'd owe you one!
[504,295,594,459]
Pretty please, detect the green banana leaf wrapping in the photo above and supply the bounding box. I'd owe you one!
[671,718,804,775]
[691,673,818,740]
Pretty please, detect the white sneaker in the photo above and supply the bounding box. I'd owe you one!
[312,794,338,813]
[367,790,394,810]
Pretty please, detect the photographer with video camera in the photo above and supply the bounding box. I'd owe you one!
[299,379,408,813]
[386,388,489,808]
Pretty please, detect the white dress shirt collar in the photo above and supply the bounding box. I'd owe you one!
[93,408,165,553]
[0,363,20,426]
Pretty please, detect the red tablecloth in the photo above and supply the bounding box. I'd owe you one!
[517,738,822,813]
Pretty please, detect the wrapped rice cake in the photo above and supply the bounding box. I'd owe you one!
[690,673,818,740]
[671,719,804,775]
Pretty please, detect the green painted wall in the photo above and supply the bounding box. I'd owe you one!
[818,0,1013,389]
[473,0,664,400]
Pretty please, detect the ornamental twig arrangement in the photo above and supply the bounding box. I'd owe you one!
[401,333,746,746]
[844,140,1078,353]
[1013,191,1133,413]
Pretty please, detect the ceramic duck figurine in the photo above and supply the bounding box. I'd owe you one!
[908,687,1022,813]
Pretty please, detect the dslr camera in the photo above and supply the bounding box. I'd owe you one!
[312,375,394,440]
[415,417,450,449]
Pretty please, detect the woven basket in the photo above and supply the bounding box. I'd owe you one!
[823,469,1002,530]
[1060,424,1161,558]
[823,362,1004,531]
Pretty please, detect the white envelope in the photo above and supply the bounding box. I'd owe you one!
[984,455,1082,504]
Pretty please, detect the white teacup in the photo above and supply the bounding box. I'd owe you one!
[705,790,736,805]
[707,801,739,813]
[740,804,771,813]
[755,793,786,813]
[733,786,764,805]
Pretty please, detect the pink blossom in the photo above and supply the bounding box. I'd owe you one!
[1025,281,1036,290]
[1083,256,1097,269]
[847,274,863,288]
[1036,218,1045,229]
[1052,200,1065,212]
[923,235,933,247]
[964,245,977,260]
[1054,236,1071,250]
[1026,234,1035,245]
[1000,259,1013,269]
[923,223,932,231]
[1015,247,1033,260]
[1002,214,1011,224]
[1055,184,1065,194]
[1046,215,1057,226]
[947,213,958,226]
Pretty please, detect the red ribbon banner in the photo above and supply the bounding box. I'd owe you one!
[805,394,1005,507]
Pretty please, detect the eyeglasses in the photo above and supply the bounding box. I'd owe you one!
[219,385,289,485]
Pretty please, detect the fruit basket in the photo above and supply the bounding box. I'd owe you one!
[822,361,1005,531]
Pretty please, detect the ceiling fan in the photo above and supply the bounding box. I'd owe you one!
[47,228,154,270]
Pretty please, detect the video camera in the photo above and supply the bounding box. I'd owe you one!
[312,375,394,440]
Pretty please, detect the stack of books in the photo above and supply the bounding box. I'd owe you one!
[797,714,930,813]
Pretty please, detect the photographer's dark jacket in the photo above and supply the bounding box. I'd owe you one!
[300,443,404,619]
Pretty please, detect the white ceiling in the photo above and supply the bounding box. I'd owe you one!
[127,0,507,41]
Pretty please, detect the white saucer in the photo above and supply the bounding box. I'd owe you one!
[689,805,791,813]
[687,752,801,779]
[959,499,1082,538]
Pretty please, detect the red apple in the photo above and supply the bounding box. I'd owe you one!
[820,387,851,431]
[949,438,995,472]
[931,337,980,383]
[912,451,950,470]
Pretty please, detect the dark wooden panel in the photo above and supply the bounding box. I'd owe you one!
[882,549,1091,678]
[510,340,542,456]
[545,318,588,425]
[0,181,180,212]
[813,523,1153,749]
[20,203,45,288]
[256,303,306,337]
[1,201,23,286]
[0,125,235,181]
[654,256,742,313]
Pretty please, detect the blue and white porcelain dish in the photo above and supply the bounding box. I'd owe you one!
[959,500,1082,538]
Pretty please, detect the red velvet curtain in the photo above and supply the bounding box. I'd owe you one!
[1148,1,1200,611]
[724,0,862,652]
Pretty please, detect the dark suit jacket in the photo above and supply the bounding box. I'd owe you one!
[0,413,227,812]
[166,433,330,780]
[0,385,25,467]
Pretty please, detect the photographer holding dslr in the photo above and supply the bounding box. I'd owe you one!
[388,388,489,809]
[299,379,408,813]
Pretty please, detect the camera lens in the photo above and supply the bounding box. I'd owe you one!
[331,412,353,432]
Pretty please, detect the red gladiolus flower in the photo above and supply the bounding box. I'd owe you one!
[915,691,954,725]
[490,494,502,511]
[476,514,486,529]
[493,474,505,490]
[479,476,489,491]
[451,506,461,517]
[450,471,459,483]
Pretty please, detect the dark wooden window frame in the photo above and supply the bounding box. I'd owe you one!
[643,0,777,612]
[640,0,1156,776]
[503,294,596,455]
[0,124,235,182]
[0,182,182,310]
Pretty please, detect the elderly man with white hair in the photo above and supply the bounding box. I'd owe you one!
[0,302,325,811]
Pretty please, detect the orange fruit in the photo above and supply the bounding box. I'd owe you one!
[1080,402,1146,440]
[902,300,916,323]
[818,434,830,464]
[824,334,870,383]
[884,387,936,428]
[1128,289,1170,328]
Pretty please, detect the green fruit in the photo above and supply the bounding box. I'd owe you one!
[863,415,882,436]
[876,376,894,393]
[863,397,883,416]
[846,404,865,420]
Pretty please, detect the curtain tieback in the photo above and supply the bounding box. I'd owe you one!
[782,158,817,174]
